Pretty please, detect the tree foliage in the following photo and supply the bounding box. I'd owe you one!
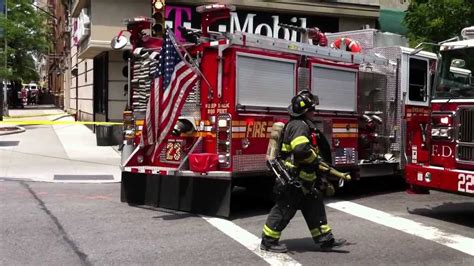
[0,0,50,82]
[405,0,474,47]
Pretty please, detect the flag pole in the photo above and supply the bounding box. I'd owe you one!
[167,28,214,100]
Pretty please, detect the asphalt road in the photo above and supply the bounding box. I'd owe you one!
[1,177,473,265]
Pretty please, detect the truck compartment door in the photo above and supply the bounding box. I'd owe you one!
[236,52,297,110]
[404,56,431,165]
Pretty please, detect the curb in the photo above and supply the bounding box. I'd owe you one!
[0,126,26,136]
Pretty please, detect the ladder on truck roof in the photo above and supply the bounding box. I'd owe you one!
[227,32,389,66]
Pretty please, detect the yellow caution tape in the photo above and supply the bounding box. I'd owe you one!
[0,120,123,125]
[4,113,67,119]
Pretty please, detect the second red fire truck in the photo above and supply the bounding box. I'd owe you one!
[404,26,474,196]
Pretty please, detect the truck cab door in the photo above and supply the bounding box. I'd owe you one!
[403,55,431,166]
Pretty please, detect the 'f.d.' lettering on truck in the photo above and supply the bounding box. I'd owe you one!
[431,144,454,158]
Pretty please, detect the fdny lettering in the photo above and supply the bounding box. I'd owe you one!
[431,145,453,158]
[246,121,268,138]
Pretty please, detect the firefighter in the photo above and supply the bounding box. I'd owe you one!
[308,27,328,47]
[260,90,347,253]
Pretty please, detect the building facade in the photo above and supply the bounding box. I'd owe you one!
[47,0,72,109]
[69,0,149,123]
[67,0,408,125]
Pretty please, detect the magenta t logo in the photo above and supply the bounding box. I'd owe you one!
[166,6,192,41]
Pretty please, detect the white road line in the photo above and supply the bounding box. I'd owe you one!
[327,201,474,256]
[201,216,302,266]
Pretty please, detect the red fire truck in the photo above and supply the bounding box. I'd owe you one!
[112,4,391,216]
[404,26,474,196]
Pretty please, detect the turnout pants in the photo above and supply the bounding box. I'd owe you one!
[262,185,332,245]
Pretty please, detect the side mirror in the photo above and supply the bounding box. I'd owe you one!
[110,35,128,50]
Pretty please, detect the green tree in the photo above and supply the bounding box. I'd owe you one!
[405,0,474,47]
[0,0,50,82]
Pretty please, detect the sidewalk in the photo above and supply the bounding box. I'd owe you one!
[0,105,121,183]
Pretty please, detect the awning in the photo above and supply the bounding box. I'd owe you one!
[378,8,408,36]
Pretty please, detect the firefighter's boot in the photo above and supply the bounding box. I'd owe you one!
[319,237,347,250]
[314,232,347,250]
[260,235,288,253]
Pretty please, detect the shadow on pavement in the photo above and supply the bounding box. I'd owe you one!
[121,176,408,220]
[229,176,407,220]
[129,204,198,220]
[0,141,20,146]
[282,237,352,254]
[407,201,474,228]
[229,186,275,220]
[335,175,407,201]
[152,212,197,221]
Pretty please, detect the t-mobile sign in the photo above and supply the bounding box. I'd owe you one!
[165,5,338,42]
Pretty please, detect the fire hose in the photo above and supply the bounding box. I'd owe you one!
[317,159,351,188]
[268,157,351,190]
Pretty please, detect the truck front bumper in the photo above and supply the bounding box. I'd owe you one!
[405,164,474,196]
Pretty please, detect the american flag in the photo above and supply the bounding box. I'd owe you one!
[141,30,199,160]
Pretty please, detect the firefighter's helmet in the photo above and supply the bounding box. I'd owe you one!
[288,90,319,117]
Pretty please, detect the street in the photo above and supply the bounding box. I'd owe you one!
[1,177,473,265]
[1,0,473,265]
[1,107,474,265]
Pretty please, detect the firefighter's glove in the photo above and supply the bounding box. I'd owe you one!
[343,173,351,181]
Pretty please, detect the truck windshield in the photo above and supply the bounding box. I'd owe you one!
[434,47,474,99]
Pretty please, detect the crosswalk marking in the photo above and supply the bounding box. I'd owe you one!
[327,201,474,256]
[202,201,473,265]
[201,216,302,266]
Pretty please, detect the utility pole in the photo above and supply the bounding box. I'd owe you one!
[0,0,7,121]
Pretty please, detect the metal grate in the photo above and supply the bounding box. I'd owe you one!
[458,108,474,143]
[457,108,474,163]
[457,146,474,162]
[233,154,267,172]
